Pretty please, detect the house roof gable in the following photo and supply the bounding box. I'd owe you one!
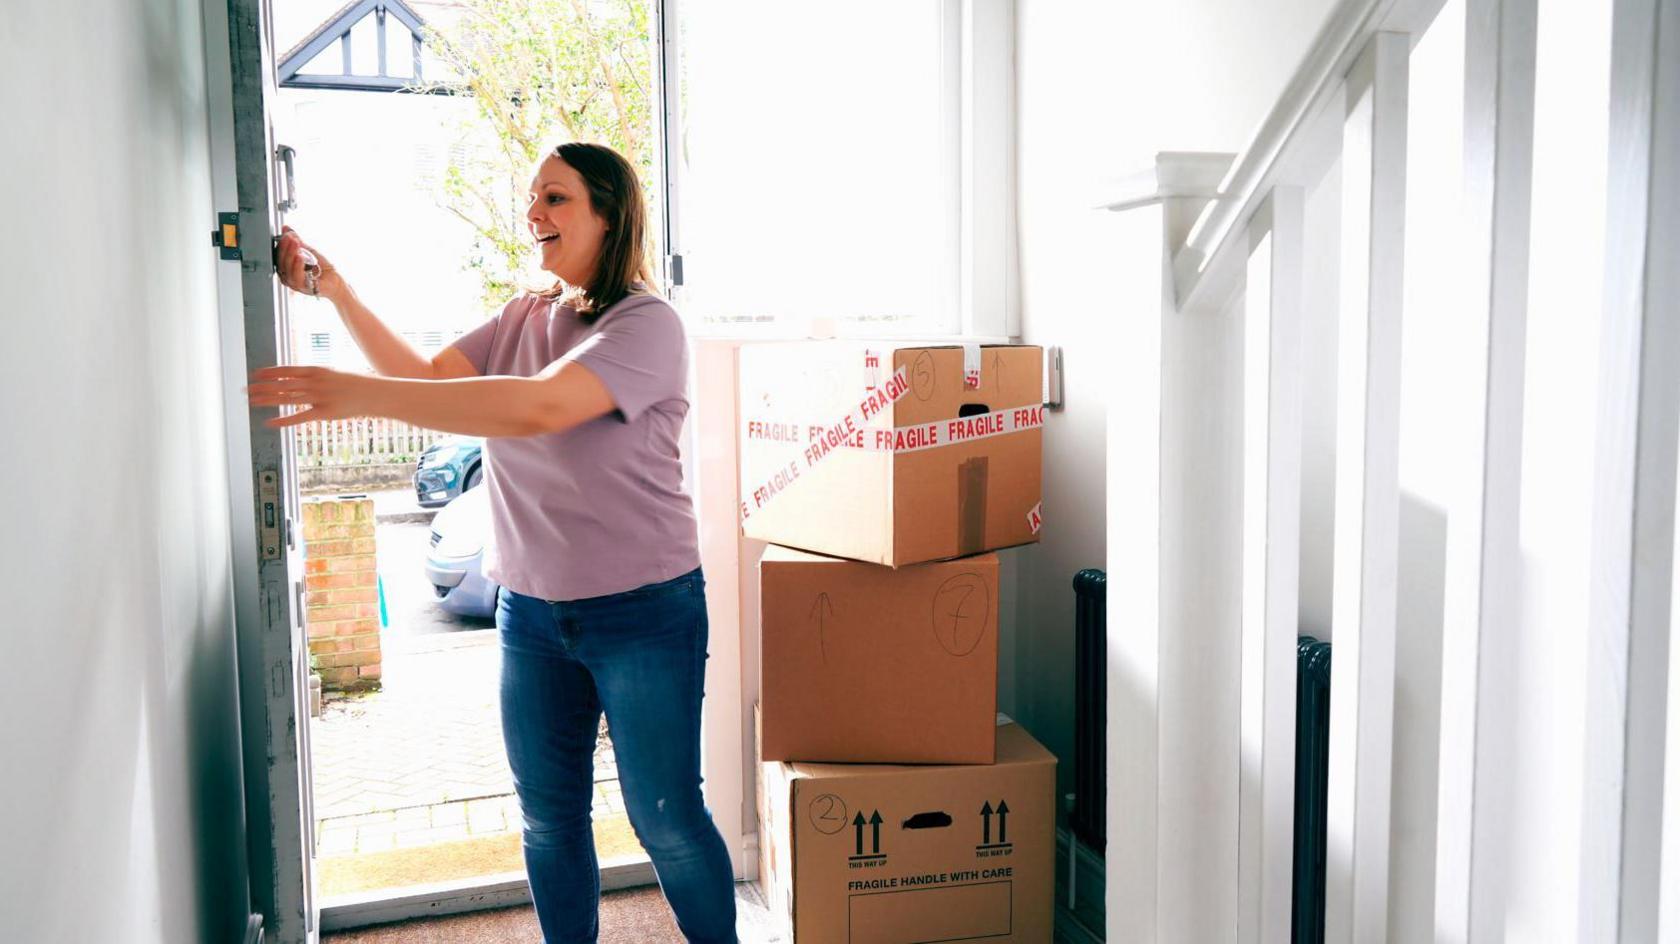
[278,0,429,89]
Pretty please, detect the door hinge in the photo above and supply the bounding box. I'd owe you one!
[294,579,306,625]
[666,253,684,287]
[212,212,241,260]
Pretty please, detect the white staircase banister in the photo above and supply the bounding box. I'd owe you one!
[1172,0,1448,315]
[1096,151,1232,214]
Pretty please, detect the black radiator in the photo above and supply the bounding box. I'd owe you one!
[1293,636,1332,944]
[1071,568,1107,853]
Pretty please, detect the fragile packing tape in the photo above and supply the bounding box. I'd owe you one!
[740,365,912,523]
[739,369,1046,524]
[744,405,1046,457]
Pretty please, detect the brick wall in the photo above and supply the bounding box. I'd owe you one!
[303,496,382,692]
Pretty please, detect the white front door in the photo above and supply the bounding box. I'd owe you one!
[224,0,317,939]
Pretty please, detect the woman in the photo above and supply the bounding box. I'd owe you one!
[249,142,738,943]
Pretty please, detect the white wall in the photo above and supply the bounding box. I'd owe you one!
[0,1,252,940]
[1012,0,1337,831]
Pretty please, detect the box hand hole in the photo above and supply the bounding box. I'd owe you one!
[902,811,953,830]
[957,403,992,419]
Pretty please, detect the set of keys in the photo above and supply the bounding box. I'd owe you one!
[269,235,321,295]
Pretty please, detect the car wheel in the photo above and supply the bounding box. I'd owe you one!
[464,464,483,491]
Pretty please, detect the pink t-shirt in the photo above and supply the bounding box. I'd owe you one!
[445,291,700,601]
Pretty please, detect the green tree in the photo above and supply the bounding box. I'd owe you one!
[416,0,654,310]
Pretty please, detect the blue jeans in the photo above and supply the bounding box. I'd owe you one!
[496,568,738,943]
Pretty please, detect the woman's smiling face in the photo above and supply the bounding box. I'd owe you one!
[525,153,608,287]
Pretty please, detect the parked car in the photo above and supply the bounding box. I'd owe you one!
[414,435,485,508]
[424,484,500,619]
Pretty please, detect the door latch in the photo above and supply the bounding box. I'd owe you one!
[212,212,241,260]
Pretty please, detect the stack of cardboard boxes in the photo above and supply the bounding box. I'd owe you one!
[741,341,1058,943]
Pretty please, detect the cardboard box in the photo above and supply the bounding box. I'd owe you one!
[757,706,1057,944]
[760,546,999,764]
[739,342,1044,567]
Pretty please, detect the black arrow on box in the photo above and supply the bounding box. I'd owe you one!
[809,592,834,663]
[980,800,1012,847]
[853,810,883,856]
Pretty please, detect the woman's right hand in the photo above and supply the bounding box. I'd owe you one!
[276,227,347,302]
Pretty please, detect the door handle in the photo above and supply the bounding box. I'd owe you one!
[276,144,298,212]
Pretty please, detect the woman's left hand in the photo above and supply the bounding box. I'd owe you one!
[247,365,380,429]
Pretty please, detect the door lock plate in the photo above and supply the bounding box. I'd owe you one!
[258,469,281,561]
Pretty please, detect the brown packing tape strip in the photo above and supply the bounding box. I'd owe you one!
[958,456,989,556]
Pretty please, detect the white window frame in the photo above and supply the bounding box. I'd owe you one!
[657,0,1019,343]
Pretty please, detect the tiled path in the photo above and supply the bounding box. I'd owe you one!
[310,605,624,857]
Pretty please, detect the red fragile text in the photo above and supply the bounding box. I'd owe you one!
[743,421,803,443]
[742,459,800,520]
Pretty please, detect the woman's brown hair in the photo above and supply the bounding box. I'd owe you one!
[538,141,656,323]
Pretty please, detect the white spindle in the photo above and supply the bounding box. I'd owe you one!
[1665,522,1680,941]
[1652,4,1680,937]
[1323,30,1408,944]
[1237,187,1305,944]
[1103,153,1234,944]
[1431,0,1537,939]
[1605,0,1680,936]
[1105,188,1168,944]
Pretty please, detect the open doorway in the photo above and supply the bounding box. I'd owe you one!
[299,489,647,902]
[259,0,674,924]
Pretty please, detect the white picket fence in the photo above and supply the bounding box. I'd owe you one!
[292,416,448,467]
[1104,0,1680,939]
